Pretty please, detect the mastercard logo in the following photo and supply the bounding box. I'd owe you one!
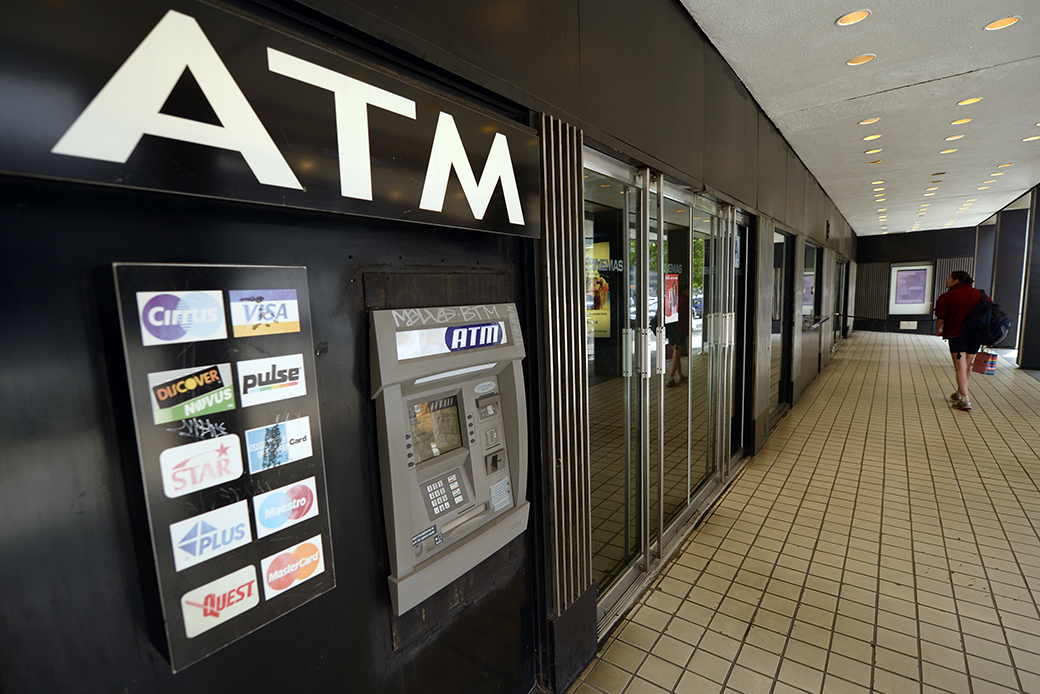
[260,535,325,599]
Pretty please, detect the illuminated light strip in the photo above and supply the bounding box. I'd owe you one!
[414,363,497,385]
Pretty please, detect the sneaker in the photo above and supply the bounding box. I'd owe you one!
[950,391,962,402]
[953,400,972,411]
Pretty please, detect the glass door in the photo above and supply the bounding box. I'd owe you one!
[768,229,794,428]
[584,150,740,629]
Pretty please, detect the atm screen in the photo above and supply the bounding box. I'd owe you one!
[409,395,463,463]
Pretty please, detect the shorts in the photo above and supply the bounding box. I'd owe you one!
[948,336,981,354]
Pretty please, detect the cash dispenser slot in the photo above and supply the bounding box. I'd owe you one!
[371,303,529,615]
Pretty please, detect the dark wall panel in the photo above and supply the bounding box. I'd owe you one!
[292,0,583,119]
[578,0,704,183]
[703,48,758,206]
[785,150,805,231]
[857,228,977,264]
[757,114,787,220]
[976,224,996,295]
[993,209,1029,346]
[0,176,538,694]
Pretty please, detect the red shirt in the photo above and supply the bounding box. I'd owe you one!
[934,283,983,338]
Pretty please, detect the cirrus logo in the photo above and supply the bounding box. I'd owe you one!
[136,290,227,346]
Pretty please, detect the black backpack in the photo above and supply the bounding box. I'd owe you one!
[962,289,1012,346]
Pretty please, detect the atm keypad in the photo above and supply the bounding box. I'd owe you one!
[422,469,468,518]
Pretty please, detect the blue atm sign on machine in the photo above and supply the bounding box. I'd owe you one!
[0,2,541,238]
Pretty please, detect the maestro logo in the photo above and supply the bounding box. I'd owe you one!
[260,534,325,600]
[228,289,300,337]
[136,290,227,346]
[159,433,244,498]
[180,566,259,639]
[237,353,306,408]
[168,500,252,572]
[244,416,312,473]
[252,477,319,539]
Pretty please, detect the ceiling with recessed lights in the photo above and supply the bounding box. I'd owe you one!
[678,1,1040,236]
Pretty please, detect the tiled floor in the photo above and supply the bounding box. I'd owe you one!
[570,331,1040,694]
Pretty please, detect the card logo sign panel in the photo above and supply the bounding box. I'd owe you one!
[159,434,244,498]
[228,289,300,337]
[237,354,306,407]
[244,417,312,473]
[252,477,319,539]
[169,500,252,572]
[180,565,260,639]
[147,364,236,424]
[260,535,325,600]
[136,290,227,346]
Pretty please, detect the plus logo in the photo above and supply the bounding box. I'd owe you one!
[169,501,252,572]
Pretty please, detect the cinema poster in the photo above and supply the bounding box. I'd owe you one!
[586,241,617,338]
[113,263,334,672]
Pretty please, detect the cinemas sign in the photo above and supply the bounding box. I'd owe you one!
[0,2,540,238]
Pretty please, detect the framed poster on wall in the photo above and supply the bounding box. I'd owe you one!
[888,263,934,315]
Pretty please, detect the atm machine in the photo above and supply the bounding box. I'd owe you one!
[370,303,529,615]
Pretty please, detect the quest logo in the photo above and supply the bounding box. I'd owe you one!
[252,477,319,539]
[136,290,227,346]
[159,433,244,498]
[244,416,312,473]
[228,289,300,337]
[180,565,259,638]
[147,363,236,425]
[168,500,252,572]
[236,354,306,408]
[260,534,325,600]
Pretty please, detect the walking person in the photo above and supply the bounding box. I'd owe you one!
[666,286,690,387]
[934,270,984,411]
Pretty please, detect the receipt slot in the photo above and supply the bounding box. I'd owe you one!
[370,303,530,615]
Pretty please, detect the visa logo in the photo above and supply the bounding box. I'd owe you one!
[136,290,227,346]
[169,500,252,572]
[445,322,504,351]
[228,289,300,337]
[159,434,244,498]
[180,566,259,639]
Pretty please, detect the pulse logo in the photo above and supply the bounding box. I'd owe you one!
[228,289,300,337]
[168,500,252,572]
[147,363,236,425]
[445,321,504,351]
[244,416,312,473]
[260,534,325,600]
[252,477,319,538]
[159,433,244,498]
[136,290,227,346]
[237,354,306,408]
[180,566,259,638]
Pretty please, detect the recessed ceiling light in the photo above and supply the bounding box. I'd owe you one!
[876,198,886,202]
[951,119,972,125]
[984,17,1020,31]
[924,193,936,196]
[998,163,1013,168]
[926,187,938,191]
[940,149,957,154]
[921,204,930,207]
[863,135,882,141]
[945,135,964,141]
[872,180,884,184]
[1024,136,1040,142]
[847,54,876,66]
[956,210,965,213]
[984,180,996,184]
[873,187,885,191]
[877,208,887,212]
[859,118,881,126]
[957,98,982,106]
[932,172,946,175]
[874,193,884,197]
[931,180,942,183]
[865,148,883,154]
[837,10,871,26]
[869,160,883,164]
[967,198,978,201]
[978,186,990,190]
[600,183,611,188]
[990,173,1004,176]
